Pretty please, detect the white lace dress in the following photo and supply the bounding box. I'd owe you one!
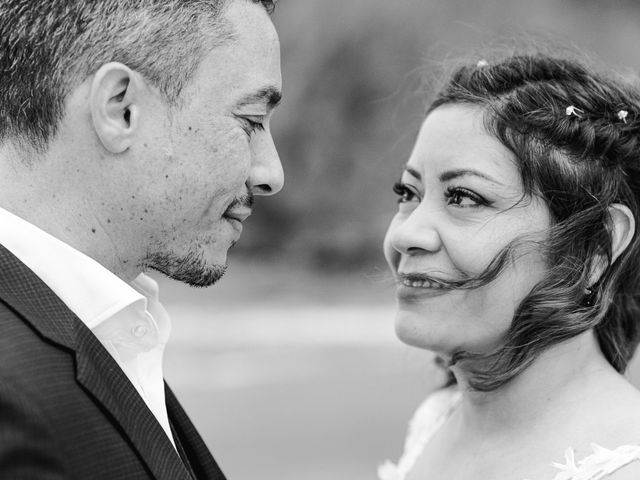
[378,387,640,480]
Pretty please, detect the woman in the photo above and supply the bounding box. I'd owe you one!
[379,54,640,480]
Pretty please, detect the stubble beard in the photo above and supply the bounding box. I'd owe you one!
[142,249,227,287]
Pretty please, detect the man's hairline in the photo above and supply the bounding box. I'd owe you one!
[174,0,280,111]
[8,0,277,151]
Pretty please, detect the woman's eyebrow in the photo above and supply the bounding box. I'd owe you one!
[404,166,506,186]
[439,168,505,186]
[403,166,422,180]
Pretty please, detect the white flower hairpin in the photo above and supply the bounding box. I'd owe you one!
[565,105,584,118]
[617,109,629,123]
[476,59,489,68]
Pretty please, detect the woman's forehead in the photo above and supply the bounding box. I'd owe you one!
[407,105,522,188]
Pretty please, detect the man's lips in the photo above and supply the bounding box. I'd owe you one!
[223,193,254,224]
[223,207,252,223]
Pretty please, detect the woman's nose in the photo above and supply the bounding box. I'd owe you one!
[389,207,443,257]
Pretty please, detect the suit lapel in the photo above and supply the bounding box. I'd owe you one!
[0,244,193,480]
[166,385,227,480]
[74,325,194,480]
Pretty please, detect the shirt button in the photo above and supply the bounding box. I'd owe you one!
[132,325,148,338]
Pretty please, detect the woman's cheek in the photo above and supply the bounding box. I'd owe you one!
[383,216,401,272]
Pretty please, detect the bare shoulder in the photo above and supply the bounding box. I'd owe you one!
[605,459,640,480]
[598,377,640,435]
[561,373,640,451]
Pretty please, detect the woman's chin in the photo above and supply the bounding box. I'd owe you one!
[394,311,451,353]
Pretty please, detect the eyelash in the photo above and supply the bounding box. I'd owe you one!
[444,186,488,207]
[392,181,489,207]
[393,181,418,204]
[237,116,265,137]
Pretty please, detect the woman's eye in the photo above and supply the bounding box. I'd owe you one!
[445,186,487,208]
[393,181,419,204]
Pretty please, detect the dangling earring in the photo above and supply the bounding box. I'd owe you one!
[584,287,596,307]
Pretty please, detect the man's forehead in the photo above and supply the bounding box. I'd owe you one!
[194,0,281,110]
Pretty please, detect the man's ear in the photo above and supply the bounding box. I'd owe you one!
[90,62,144,153]
[589,203,636,285]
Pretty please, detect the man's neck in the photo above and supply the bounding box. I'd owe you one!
[0,150,141,282]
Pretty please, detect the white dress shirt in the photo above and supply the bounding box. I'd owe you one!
[0,207,176,448]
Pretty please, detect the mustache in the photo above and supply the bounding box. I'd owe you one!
[227,192,255,210]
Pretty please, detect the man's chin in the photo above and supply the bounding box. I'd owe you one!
[166,263,227,288]
[142,250,228,288]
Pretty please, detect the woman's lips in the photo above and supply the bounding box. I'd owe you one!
[395,273,457,301]
[398,277,450,289]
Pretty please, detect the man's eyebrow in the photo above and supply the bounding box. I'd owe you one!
[236,86,282,109]
[439,169,504,185]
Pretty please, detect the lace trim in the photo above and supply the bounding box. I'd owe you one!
[378,387,640,480]
[543,443,640,480]
[378,387,462,480]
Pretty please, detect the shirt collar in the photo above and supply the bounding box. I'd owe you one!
[0,206,152,330]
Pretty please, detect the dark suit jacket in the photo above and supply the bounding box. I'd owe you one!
[0,244,227,479]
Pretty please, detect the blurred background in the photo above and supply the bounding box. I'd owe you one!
[162,1,640,479]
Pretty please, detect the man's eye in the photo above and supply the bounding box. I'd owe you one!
[393,181,419,204]
[238,116,265,137]
[444,186,487,208]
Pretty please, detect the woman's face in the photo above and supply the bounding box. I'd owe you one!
[384,104,551,357]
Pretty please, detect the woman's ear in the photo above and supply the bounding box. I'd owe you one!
[609,203,635,264]
[589,203,636,285]
[90,62,143,153]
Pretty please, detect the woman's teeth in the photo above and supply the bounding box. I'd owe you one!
[401,278,445,289]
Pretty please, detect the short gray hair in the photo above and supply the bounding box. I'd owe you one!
[0,0,276,151]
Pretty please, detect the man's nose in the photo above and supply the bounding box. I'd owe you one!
[247,133,284,196]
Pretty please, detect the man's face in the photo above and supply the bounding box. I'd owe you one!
[130,1,283,286]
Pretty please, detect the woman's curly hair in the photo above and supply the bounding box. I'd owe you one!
[429,53,640,391]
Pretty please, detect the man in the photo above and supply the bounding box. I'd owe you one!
[0,0,282,478]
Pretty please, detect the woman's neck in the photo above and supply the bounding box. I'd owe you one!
[449,330,621,438]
